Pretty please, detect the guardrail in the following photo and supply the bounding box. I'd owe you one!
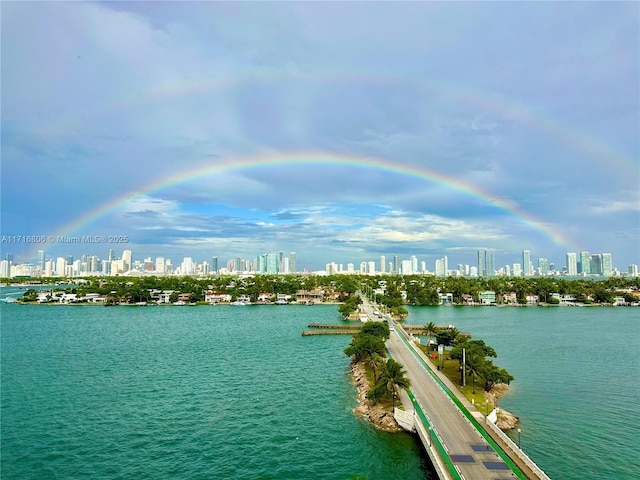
[407,391,461,480]
[485,410,552,480]
[393,324,529,480]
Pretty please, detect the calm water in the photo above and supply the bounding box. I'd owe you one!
[405,306,640,480]
[1,294,638,480]
[1,299,429,480]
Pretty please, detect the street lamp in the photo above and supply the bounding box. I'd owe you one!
[517,428,522,449]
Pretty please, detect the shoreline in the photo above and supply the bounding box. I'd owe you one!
[348,360,402,433]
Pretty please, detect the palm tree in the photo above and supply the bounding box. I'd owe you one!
[465,353,485,394]
[378,358,411,409]
[423,321,438,351]
[368,353,383,384]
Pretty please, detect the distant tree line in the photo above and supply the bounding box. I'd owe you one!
[11,273,640,305]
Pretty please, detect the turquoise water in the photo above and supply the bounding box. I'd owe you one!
[2,295,638,480]
[1,301,430,480]
[405,306,640,480]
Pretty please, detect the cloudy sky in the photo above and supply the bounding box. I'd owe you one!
[2,1,638,272]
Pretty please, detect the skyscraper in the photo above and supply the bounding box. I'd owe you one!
[156,257,165,274]
[289,252,296,274]
[566,253,578,276]
[265,253,278,274]
[393,256,399,275]
[591,254,602,275]
[211,257,218,274]
[122,250,132,272]
[522,250,531,276]
[538,257,549,275]
[602,253,612,276]
[380,255,386,274]
[478,249,495,277]
[579,252,591,275]
[37,250,46,271]
[477,250,485,277]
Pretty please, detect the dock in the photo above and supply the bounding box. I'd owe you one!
[301,323,362,336]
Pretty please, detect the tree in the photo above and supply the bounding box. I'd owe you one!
[465,353,485,394]
[377,358,411,409]
[360,321,390,340]
[339,294,362,319]
[423,321,438,349]
[482,362,514,391]
[344,333,386,363]
[368,353,383,385]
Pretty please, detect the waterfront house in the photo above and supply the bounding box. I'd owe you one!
[479,291,496,305]
[438,292,454,305]
[296,288,324,304]
[204,291,232,304]
[499,292,518,305]
[525,294,539,305]
[461,294,476,306]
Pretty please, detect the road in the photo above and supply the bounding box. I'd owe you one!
[360,295,519,479]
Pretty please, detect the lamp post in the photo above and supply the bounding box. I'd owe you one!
[517,428,522,449]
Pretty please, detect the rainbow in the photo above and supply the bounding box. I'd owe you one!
[49,151,575,249]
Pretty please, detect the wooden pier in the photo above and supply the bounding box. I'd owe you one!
[301,323,362,336]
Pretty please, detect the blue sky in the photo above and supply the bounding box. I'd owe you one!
[2,1,639,271]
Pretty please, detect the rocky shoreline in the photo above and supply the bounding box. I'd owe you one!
[349,360,402,432]
[349,360,520,432]
[487,384,520,430]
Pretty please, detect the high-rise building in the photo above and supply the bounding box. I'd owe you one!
[522,250,532,276]
[156,257,165,274]
[602,253,612,276]
[401,259,412,274]
[122,250,132,272]
[478,249,495,277]
[37,250,46,271]
[579,252,591,275]
[0,260,9,278]
[181,257,194,275]
[566,253,578,276]
[264,253,278,274]
[538,258,549,275]
[393,256,399,275]
[56,257,67,277]
[628,264,638,277]
[591,254,602,275]
[513,263,522,277]
[289,252,296,274]
[435,256,448,277]
[380,255,386,274]
[411,256,418,274]
[211,257,218,274]
[477,250,486,277]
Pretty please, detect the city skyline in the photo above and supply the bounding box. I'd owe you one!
[2,3,639,270]
[3,245,635,279]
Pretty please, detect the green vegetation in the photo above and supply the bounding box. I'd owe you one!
[10,273,639,306]
[421,326,514,401]
[338,293,362,319]
[344,321,411,408]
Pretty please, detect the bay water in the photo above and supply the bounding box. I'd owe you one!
[1,299,429,480]
[405,306,640,480]
[2,291,638,479]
